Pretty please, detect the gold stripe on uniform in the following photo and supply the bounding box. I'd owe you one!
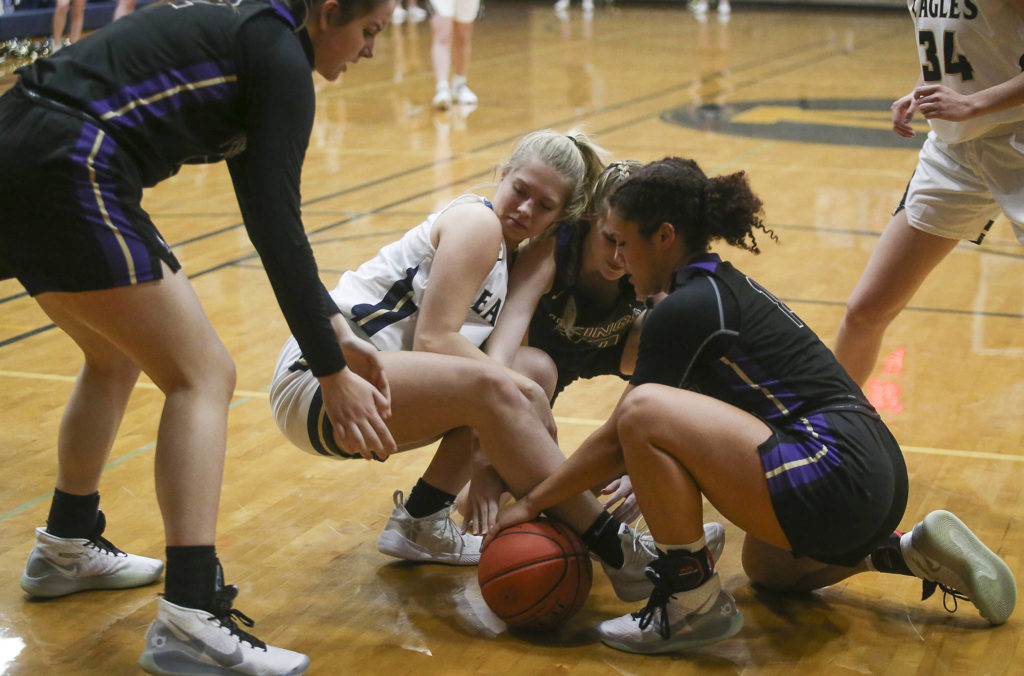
[98,76,239,121]
[87,128,137,285]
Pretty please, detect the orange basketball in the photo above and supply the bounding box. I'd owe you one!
[478,519,593,630]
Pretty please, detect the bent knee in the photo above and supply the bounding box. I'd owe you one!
[616,385,663,441]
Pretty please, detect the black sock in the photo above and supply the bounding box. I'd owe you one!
[581,512,624,569]
[869,531,913,576]
[164,546,220,610]
[650,547,713,592]
[404,478,456,518]
[45,488,100,538]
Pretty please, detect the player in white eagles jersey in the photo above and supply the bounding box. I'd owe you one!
[330,194,507,352]
[834,0,1024,385]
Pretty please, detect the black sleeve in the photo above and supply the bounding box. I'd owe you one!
[630,275,739,388]
[227,16,344,377]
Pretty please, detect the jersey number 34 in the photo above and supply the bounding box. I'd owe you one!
[918,30,975,82]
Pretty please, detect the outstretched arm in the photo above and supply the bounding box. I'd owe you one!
[483,386,633,547]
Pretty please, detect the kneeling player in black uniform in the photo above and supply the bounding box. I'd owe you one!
[0,0,397,673]
[486,157,1016,655]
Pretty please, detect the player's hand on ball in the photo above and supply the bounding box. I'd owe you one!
[482,499,538,550]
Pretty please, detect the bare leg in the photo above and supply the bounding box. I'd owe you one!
[375,351,603,533]
[616,384,789,548]
[113,0,137,21]
[36,265,235,546]
[451,20,474,79]
[834,209,958,386]
[742,534,866,591]
[430,15,453,85]
[36,304,141,496]
[52,0,70,45]
[68,0,87,43]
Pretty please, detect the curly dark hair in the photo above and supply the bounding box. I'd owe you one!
[608,157,777,255]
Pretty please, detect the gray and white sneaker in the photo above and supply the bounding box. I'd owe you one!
[376,490,482,565]
[20,511,163,598]
[601,522,725,602]
[901,510,1016,625]
[599,572,742,654]
[139,587,309,676]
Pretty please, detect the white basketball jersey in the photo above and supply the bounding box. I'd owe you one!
[909,0,1024,143]
[331,195,508,352]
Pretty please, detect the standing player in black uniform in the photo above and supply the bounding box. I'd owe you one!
[0,0,396,673]
[485,157,1016,655]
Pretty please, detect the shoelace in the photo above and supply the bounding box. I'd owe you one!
[632,586,676,640]
[86,511,127,557]
[210,585,267,651]
[921,579,970,614]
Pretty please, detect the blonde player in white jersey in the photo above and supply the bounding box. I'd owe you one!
[835,0,1024,385]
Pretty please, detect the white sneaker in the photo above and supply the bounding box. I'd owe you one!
[432,82,452,110]
[582,0,594,11]
[598,573,743,654]
[139,592,309,675]
[407,5,427,22]
[693,0,709,13]
[718,0,731,14]
[452,81,478,106]
[391,5,406,24]
[554,0,570,10]
[601,522,724,602]
[376,490,482,565]
[901,510,1016,625]
[20,512,164,598]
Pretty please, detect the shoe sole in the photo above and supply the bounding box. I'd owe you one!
[914,510,1016,625]
[376,531,480,566]
[20,568,163,598]
[139,652,309,676]
[600,607,744,654]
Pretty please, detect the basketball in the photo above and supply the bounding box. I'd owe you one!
[477,519,593,631]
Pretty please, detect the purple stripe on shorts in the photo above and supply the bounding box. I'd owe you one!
[84,61,237,126]
[72,124,154,285]
[761,413,843,493]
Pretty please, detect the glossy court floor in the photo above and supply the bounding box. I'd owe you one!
[0,2,1021,673]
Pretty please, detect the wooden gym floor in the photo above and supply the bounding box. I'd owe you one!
[0,2,1021,673]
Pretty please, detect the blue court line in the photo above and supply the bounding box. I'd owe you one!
[0,397,251,524]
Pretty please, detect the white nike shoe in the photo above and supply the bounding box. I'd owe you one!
[139,590,309,676]
[376,490,482,565]
[20,512,163,598]
[599,573,743,654]
[901,510,1016,625]
[601,521,725,602]
[432,82,452,111]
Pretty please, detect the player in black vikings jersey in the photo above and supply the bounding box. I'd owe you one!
[0,1,395,673]
[486,157,1016,655]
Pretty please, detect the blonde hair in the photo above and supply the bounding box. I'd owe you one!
[501,128,607,227]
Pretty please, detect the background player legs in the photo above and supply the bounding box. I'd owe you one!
[452,20,473,85]
[834,209,958,386]
[36,264,235,545]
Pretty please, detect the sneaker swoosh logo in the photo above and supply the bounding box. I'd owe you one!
[49,562,82,576]
[163,617,245,667]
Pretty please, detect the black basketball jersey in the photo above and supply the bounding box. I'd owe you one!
[527,224,644,394]
[631,253,872,424]
[13,0,344,375]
